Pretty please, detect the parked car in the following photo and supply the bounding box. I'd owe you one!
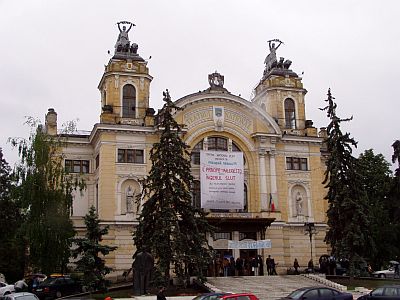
[372,267,395,278]
[192,293,231,300]
[32,275,82,299]
[357,285,400,300]
[0,282,15,299]
[3,292,39,300]
[217,293,259,300]
[279,287,353,300]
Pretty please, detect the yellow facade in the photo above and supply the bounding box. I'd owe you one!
[46,29,329,279]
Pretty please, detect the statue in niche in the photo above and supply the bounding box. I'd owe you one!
[295,191,304,216]
[126,186,135,213]
[115,21,135,49]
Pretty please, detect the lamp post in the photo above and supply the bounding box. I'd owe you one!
[304,222,317,261]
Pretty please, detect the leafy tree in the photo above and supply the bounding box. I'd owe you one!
[10,119,84,274]
[357,149,394,269]
[387,140,400,260]
[0,148,25,281]
[321,89,374,276]
[392,140,400,178]
[71,206,117,292]
[133,90,214,287]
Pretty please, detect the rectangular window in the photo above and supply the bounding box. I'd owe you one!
[286,157,308,171]
[117,149,144,163]
[65,159,90,173]
[95,154,99,169]
[214,232,232,240]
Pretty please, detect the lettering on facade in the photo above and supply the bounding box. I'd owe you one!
[117,166,146,173]
[208,212,255,218]
[184,109,213,128]
[224,110,252,133]
[184,107,252,133]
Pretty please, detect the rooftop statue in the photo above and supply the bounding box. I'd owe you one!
[114,21,139,55]
[264,39,283,72]
[115,21,134,48]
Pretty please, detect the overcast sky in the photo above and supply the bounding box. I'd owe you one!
[1,0,399,169]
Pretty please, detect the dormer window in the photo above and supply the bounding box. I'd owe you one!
[122,84,136,118]
[284,98,296,129]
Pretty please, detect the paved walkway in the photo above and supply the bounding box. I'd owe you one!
[69,275,368,300]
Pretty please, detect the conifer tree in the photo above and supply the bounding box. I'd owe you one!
[71,206,117,292]
[133,90,214,286]
[11,119,84,274]
[321,89,373,276]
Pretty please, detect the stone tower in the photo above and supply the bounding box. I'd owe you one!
[98,21,154,126]
[252,39,317,137]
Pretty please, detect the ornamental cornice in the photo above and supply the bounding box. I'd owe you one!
[251,86,307,103]
[98,71,153,89]
[174,93,281,135]
[89,124,157,144]
[184,125,256,152]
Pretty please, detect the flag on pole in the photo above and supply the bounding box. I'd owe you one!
[269,193,275,212]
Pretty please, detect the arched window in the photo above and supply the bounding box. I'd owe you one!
[191,141,203,165]
[191,180,201,208]
[238,184,248,212]
[190,137,246,165]
[208,137,228,151]
[284,98,296,129]
[122,84,136,118]
[232,141,246,165]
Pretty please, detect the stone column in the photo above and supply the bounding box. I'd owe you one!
[259,149,268,210]
[269,150,278,210]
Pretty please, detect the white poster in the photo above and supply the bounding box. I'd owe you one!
[200,150,244,209]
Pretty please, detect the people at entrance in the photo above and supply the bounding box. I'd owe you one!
[266,255,277,275]
[293,258,300,274]
[266,255,272,275]
[229,257,235,276]
[258,255,264,276]
[235,257,243,276]
[223,257,230,277]
[308,259,314,273]
[251,257,259,276]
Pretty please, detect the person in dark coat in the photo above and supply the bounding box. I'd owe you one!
[294,258,300,275]
[157,287,167,300]
[235,257,243,276]
[270,256,277,275]
[266,255,272,275]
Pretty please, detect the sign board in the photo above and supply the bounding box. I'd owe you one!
[200,150,244,209]
[228,240,272,249]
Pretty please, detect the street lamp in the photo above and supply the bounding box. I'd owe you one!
[304,222,317,261]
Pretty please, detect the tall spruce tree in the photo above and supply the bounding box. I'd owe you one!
[11,119,84,274]
[321,89,374,276]
[0,148,25,281]
[71,206,117,292]
[133,90,214,286]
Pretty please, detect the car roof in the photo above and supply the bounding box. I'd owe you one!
[7,292,38,299]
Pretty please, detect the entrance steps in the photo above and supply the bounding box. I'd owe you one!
[206,274,345,300]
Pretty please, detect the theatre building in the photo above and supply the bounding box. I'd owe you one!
[44,27,329,278]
